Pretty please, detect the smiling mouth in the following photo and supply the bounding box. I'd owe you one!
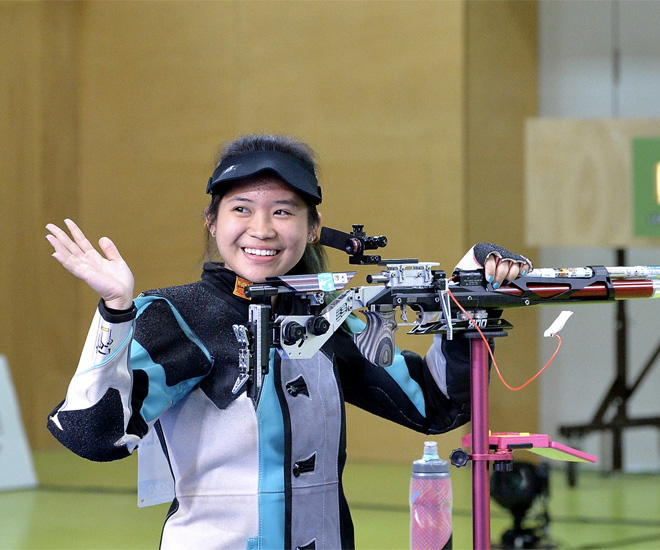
[243,247,279,257]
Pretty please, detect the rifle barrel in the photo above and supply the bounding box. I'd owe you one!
[528,266,660,279]
[496,279,660,300]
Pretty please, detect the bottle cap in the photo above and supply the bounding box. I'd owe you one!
[412,441,450,475]
[423,441,439,460]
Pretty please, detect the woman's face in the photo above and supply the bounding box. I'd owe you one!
[209,176,320,283]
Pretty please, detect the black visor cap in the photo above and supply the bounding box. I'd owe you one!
[206,150,322,204]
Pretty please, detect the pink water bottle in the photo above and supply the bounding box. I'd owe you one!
[410,441,452,550]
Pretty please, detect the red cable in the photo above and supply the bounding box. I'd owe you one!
[447,287,562,391]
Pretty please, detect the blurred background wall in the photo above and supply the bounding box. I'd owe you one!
[536,0,660,472]
[0,0,537,461]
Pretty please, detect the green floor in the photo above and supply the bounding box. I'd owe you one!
[1,450,660,549]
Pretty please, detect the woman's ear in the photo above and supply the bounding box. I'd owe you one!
[205,215,216,238]
[309,212,322,243]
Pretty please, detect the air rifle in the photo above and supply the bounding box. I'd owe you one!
[231,225,660,396]
[232,224,660,550]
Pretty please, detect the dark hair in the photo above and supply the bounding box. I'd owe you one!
[203,134,328,276]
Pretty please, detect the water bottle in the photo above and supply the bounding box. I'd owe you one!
[410,441,452,550]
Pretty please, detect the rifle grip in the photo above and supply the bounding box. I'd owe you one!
[354,309,398,367]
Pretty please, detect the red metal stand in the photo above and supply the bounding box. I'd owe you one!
[461,336,597,549]
[470,338,492,549]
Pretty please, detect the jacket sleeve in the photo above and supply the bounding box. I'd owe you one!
[47,296,213,462]
[334,317,471,435]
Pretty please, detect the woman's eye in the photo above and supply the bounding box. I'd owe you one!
[233,206,249,213]
[274,209,291,216]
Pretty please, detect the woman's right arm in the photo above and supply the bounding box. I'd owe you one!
[45,220,212,461]
[45,220,139,460]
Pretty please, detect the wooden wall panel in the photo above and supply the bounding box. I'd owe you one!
[76,1,241,297]
[232,0,467,266]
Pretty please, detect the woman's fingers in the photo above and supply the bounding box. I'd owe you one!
[98,236,124,263]
[46,223,76,255]
[46,220,135,306]
[45,225,82,273]
[484,256,527,287]
[63,218,96,254]
[45,231,69,258]
[499,260,521,283]
[483,255,498,282]
[46,221,96,264]
[46,220,106,277]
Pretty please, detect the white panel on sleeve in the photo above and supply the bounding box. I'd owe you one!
[53,309,135,433]
[425,334,449,399]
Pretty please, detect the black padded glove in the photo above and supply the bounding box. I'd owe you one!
[455,243,533,272]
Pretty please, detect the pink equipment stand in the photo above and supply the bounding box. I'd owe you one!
[461,337,597,550]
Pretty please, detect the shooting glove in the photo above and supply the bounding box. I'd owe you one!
[454,243,533,273]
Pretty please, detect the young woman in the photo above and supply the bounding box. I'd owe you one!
[46,134,531,550]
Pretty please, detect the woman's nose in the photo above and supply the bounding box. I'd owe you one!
[248,213,276,239]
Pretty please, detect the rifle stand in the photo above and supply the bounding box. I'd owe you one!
[454,331,596,549]
[471,334,499,549]
[452,330,509,550]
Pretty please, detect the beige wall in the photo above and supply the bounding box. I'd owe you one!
[1,1,537,461]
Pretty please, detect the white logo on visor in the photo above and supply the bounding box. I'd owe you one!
[221,165,239,176]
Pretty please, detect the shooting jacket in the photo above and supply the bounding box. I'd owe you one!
[48,263,471,550]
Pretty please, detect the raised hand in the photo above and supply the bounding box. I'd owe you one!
[46,219,135,310]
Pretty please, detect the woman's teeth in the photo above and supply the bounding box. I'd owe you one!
[244,248,278,257]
